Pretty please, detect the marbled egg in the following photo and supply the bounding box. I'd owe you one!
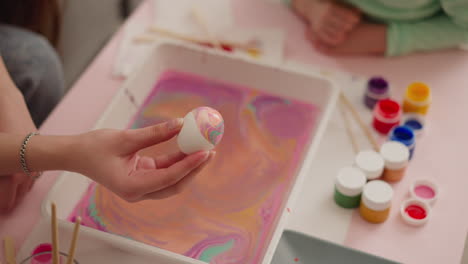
[177,107,224,154]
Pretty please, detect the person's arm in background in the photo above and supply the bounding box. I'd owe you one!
[0,55,213,209]
[311,0,468,56]
[385,0,468,56]
[0,55,37,212]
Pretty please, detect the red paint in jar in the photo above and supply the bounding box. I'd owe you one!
[405,204,426,220]
[373,99,402,135]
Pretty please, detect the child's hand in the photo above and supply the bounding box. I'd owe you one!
[307,23,387,56]
[70,119,214,202]
[295,0,361,45]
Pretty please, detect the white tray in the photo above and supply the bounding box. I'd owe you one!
[42,40,339,264]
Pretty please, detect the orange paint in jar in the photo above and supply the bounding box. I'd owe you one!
[380,141,410,182]
[360,180,394,223]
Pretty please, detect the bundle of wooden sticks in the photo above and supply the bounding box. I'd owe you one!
[2,203,81,264]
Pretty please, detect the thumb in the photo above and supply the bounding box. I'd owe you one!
[124,118,183,152]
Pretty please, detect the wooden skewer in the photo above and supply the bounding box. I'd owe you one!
[148,27,198,43]
[51,203,59,264]
[146,27,261,54]
[3,237,16,264]
[133,34,157,44]
[339,101,359,154]
[340,93,379,151]
[66,217,81,264]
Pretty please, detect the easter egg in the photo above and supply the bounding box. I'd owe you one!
[177,107,224,154]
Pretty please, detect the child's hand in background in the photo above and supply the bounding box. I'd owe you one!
[307,23,387,56]
[294,0,361,45]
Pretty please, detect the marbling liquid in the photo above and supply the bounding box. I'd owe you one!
[69,71,319,263]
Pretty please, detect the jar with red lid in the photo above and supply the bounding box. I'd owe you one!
[373,99,402,135]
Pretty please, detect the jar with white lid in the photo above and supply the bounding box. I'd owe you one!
[360,180,394,223]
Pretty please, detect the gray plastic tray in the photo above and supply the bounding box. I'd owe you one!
[271,230,400,264]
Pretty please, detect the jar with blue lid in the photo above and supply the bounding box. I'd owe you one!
[389,126,416,160]
[403,114,425,137]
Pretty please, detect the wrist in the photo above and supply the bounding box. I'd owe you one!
[27,134,81,173]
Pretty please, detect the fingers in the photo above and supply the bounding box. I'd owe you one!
[315,19,353,45]
[326,16,356,33]
[123,118,183,153]
[329,5,360,26]
[306,28,331,54]
[134,151,186,170]
[142,151,215,200]
[154,151,187,169]
[317,28,344,46]
[136,156,157,170]
[125,150,210,201]
[314,3,361,46]
[0,176,18,213]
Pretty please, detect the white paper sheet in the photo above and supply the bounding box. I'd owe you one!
[153,0,233,39]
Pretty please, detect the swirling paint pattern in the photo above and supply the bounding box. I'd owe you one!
[69,71,319,263]
[192,107,224,145]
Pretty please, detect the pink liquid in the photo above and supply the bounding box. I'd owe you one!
[68,70,319,264]
[31,243,52,263]
[414,185,435,199]
[30,243,66,264]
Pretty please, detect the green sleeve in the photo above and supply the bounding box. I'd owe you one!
[441,0,468,27]
[387,0,468,56]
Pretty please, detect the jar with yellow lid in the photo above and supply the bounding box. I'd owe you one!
[402,82,431,115]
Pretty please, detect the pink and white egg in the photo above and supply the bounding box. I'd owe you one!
[177,107,224,154]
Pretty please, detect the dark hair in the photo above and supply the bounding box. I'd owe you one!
[0,0,62,47]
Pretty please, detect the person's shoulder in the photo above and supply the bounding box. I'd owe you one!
[441,0,468,27]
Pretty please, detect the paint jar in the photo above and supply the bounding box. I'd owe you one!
[403,82,431,115]
[410,179,438,205]
[400,199,431,226]
[372,99,402,135]
[403,114,426,137]
[379,141,409,182]
[389,126,416,160]
[334,167,367,208]
[24,243,79,264]
[363,77,390,110]
[355,150,384,180]
[360,180,393,224]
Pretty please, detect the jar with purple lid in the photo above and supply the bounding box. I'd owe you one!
[364,77,390,110]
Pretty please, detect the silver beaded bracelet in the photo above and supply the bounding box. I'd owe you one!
[20,132,42,179]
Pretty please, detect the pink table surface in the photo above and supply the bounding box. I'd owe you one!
[2,0,468,263]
